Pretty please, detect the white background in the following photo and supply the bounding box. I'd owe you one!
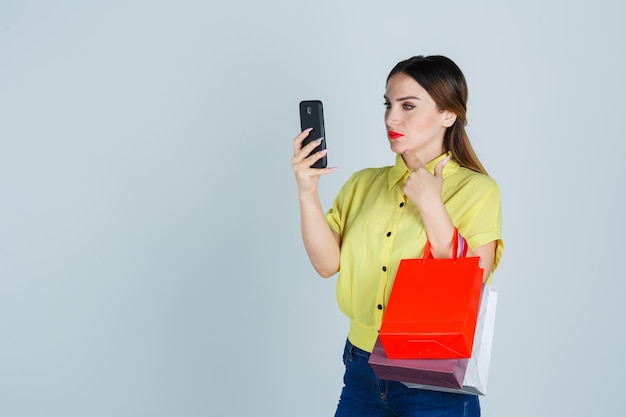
[1,1,624,416]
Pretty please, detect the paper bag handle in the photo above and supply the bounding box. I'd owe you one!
[422,227,467,262]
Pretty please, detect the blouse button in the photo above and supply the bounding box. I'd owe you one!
[382,266,387,272]
[377,304,383,310]
[386,232,391,237]
[399,202,405,208]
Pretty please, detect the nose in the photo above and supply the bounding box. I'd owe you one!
[385,106,400,128]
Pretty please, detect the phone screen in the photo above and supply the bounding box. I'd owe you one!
[299,100,327,169]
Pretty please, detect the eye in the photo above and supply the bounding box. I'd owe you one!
[402,103,415,110]
[383,101,391,109]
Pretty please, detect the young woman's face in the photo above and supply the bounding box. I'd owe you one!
[384,72,455,162]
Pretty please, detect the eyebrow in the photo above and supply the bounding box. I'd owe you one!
[384,95,421,101]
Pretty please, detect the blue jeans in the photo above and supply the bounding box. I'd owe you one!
[334,339,480,417]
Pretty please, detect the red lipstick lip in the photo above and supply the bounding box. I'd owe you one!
[388,130,404,139]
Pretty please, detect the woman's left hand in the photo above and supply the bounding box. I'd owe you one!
[403,151,450,209]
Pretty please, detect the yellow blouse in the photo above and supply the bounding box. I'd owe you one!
[326,153,503,352]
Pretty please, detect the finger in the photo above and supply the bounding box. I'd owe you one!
[305,165,337,177]
[303,147,328,167]
[291,143,326,169]
[293,138,325,165]
[434,155,451,178]
[295,135,325,160]
[303,136,325,152]
[294,163,337,182]
[402,149,426,171]
[293,128,313,154]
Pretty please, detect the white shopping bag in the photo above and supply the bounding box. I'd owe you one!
[402,286,498,395]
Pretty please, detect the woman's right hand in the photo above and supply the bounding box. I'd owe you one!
[291,128,341,277]
[291,128,335,194]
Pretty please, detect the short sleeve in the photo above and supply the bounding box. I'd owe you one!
[458,178,504,272]
[325,173,358,237]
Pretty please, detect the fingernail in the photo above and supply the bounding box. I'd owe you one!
[315,137,324,142]
[319,149,328,155]
[304,127,313,133]
[328,167,338,172]
[443,155,451,164]
[403,149,410,155]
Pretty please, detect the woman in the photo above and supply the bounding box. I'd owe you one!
[291,55,503,417]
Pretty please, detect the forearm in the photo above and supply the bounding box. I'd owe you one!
[417,198,456,259]
[420,200,497,282]
[299,191,341,278]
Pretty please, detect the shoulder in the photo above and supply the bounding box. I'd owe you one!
[335,165,393,199]
[443,166,501,211]
[341,165,390,187]
[450,166,500,193]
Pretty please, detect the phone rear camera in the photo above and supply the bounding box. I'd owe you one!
[307,106,312,115]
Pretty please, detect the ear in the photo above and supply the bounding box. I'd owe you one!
[441,110,457,128]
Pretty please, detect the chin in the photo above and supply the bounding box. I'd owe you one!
[389,141,405,154]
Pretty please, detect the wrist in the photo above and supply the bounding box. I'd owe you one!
[415,194,443,216]
[298,188,320,203]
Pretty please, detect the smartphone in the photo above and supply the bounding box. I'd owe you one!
[299,100,327,168]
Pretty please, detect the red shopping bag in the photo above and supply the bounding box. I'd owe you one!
[378,230,483,359]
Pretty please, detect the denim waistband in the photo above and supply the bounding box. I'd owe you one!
[346,338,371,359]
